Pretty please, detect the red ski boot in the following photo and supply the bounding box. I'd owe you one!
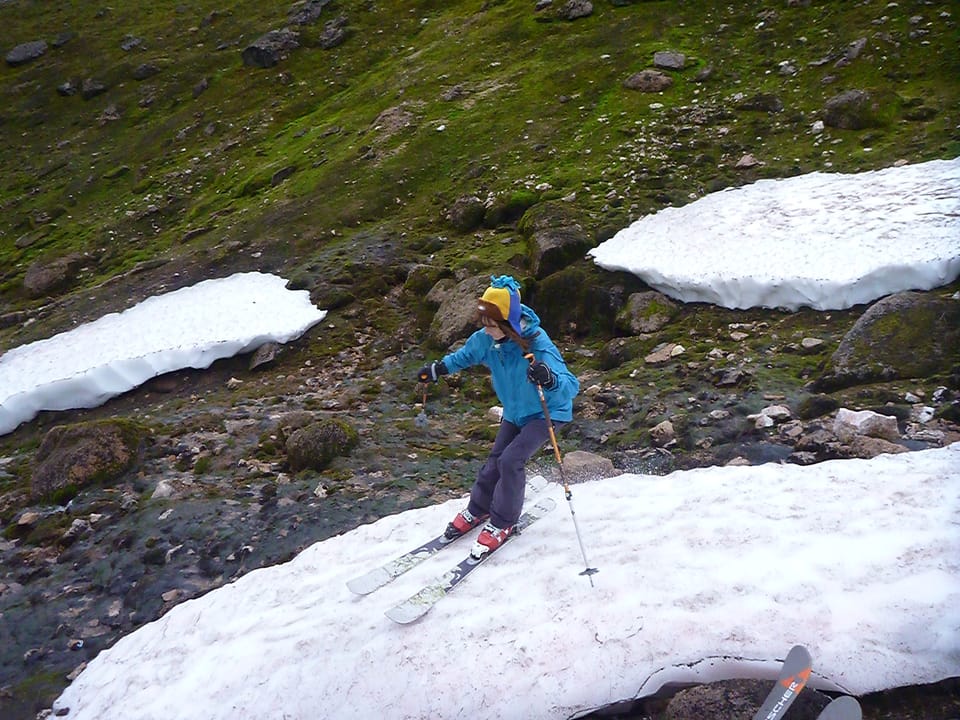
[471,522,514,558]
[443,508,489,541]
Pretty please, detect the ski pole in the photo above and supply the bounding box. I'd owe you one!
[525,353,598,587]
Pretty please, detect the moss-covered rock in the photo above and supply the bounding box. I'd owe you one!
[517,201,595,279]
[285,418,359,472]
[530,263,647,337]
[483,190,538,229]
[815,292,960,391]
[615,291,680,334]
[31,419,149,501]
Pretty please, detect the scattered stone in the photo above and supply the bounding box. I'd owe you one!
[81,78,108,100]
[798,394,839,420]
[645,343,678,365]
[241,29,300,68]
[616,291,680,334]
[557,0,593,20]
[17,511,41,527]
[152,480,176,500]
[288,0,333,25]
[653,50,685,70]
[823,89,883,130]
[318,15,350,49]
[61,519,91,546]
[562,450,616,482]
[132,62,160,80]
[834,408,900,443]
[737,93,783,113]
[120,35,144,52]
[748,404,792,428]
[623,69,673,93]
[650,420,675,447]
[446,195,486,232]
[735,154,762,169]
[248,342,280,370]
[5,40,47,66]
[836,37,867,67]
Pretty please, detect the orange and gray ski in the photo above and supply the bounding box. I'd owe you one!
[752,644,812,720]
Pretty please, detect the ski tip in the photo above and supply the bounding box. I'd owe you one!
[385,604,429,624]
[816,695,862,720]
[346,568,389,595]
[786,644,813,666]
[534,496,557,513]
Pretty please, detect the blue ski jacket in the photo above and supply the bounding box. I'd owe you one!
[441,304,579,427]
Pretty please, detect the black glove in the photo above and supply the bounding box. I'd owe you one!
[417,360,448,383]
[527,361,556,389]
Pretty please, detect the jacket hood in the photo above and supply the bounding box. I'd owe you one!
[518,304,542,338]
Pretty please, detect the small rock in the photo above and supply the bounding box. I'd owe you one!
[562,450,616,482]
[623,69,673,93]
[152,480,175,500]
[18,511,41,527]
[653,50,686,70]
[650,420,675,447]
[834,408,900,443]
[249,342,278,370]
[5,40,47,66]
[645,343,679,364]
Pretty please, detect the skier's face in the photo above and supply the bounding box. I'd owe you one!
[480,315,506,340]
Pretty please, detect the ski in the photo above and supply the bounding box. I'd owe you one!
[752,644,813,720]
[816,696,862,720]
[384,496,557,624]
[346,475,548,595]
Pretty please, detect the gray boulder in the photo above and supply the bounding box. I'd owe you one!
[815,291,960,391]
[823,89,890,129]
[616,291,680,334]
[31,420,147,501]
[428,275,490,348]
[519,201,593,279]
[6,40,47,66]
[241,29,300,68]
[23,253,85,298]
[623,69,673,92]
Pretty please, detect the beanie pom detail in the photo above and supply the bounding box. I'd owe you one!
[489,275,522,294]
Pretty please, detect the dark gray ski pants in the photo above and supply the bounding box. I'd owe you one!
[467,418,560,529]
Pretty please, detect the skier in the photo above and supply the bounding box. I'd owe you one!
[417,275,579,557]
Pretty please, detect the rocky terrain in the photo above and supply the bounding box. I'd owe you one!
[1,1,958,718]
